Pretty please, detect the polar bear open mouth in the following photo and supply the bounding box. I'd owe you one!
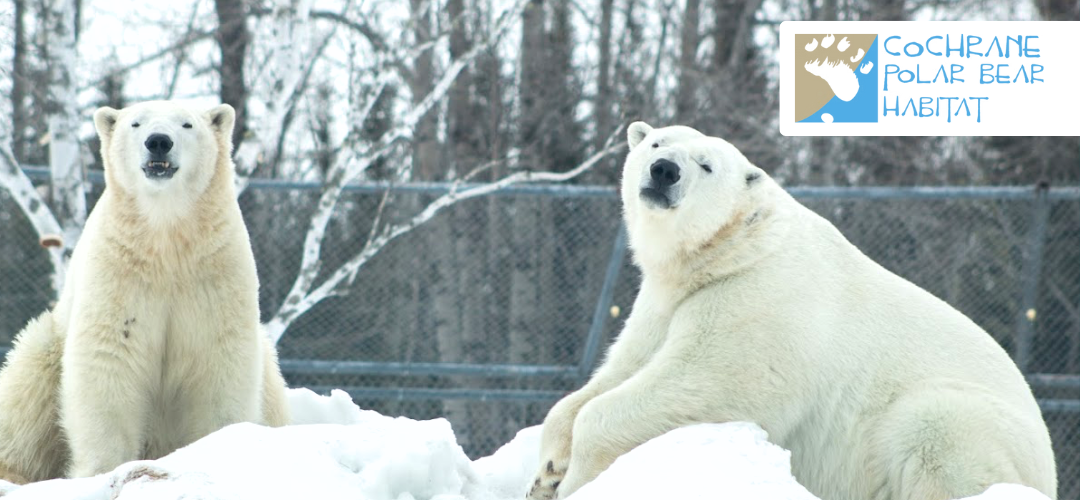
[143,161,176,179]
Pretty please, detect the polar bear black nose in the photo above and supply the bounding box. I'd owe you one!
[650,159,680,189]
[145,134,173,155]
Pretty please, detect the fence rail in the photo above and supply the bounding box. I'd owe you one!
[0,349,1073,405]
[20,165,1080,199]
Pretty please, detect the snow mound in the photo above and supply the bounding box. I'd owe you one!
[0,388,1053,500]
[956,484,1053,500]
[468,426,542,500]
[571,422,818,499]
[286,387,380,425]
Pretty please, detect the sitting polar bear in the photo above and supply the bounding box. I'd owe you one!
[528,123,1057,500]
[0,101,290,483]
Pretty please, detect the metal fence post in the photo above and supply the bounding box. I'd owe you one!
[1015,182,1050,374]
[577,224,628,384]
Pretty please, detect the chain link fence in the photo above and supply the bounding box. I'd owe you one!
[1,177,1078,498]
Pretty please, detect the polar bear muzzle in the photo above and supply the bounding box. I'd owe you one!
[142,133,177,179]
[640,159,680,209]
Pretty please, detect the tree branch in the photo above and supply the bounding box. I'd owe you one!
[266,131,626,343]
[233,0,335,188]
[0,136,65,296]
[82,28,217,91]
[264,0,529,342]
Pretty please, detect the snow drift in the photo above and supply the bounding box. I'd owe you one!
[0,388,1052,500]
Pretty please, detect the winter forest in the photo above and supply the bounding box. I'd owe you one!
[0,0,1079,495]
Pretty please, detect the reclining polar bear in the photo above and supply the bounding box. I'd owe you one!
[528,123,1057,500]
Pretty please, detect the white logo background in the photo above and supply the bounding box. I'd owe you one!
[781,21,1080,136]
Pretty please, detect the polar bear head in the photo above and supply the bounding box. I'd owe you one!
[622,122,773,273]
[94,101,236,221]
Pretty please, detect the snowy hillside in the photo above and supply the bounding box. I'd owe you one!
[0,389,1051,500]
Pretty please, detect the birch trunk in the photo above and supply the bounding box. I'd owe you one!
[675,0,701,121]
[233,0,316,185]
[43,0,86,296]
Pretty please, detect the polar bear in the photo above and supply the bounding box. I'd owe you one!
[528,123,1057,500]
[0,101,290,483]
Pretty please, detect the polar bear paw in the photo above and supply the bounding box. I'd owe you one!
[527,457,569,500]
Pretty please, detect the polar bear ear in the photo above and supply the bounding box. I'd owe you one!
[627,121,653,149]
[206,104,236,139]
[93,107,120,143]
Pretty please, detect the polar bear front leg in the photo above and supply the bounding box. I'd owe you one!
[529,301,672,500]
[529,386,597,500]
[159,327,262,453]
[555,357,716,498]
[61,312,162,478]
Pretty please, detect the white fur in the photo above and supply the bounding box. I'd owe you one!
[528,123,1057,500]
[0,101,290,483]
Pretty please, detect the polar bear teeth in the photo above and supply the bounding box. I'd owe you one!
[147,161,171,168]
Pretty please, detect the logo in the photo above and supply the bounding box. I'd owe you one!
[781,22,1080,136]
[794,34,878,123]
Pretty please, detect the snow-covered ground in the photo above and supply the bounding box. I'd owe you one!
[0,388,1052,500]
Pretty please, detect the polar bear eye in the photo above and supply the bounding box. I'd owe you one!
[131,122,140,128]
[182,123,193,129]
[699,163,713,173]
[651,143,659,148]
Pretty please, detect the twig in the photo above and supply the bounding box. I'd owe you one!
[82,28,217,91]
[165,4,203,99]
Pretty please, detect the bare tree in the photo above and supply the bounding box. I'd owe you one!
[233,0,335,185]
[612,0,655,121]
[11,0,28,163]
[446,0,481,173]
[435,0,475,449]
[595,0,614,151]
[43,0,86,259]
[264,0,532,342]
[1035,0,1079,18]
[214,0,250,149]
[409,0,440,181]
[309,83,336,177]
[674,0,700,121]
[0,0,87,297]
